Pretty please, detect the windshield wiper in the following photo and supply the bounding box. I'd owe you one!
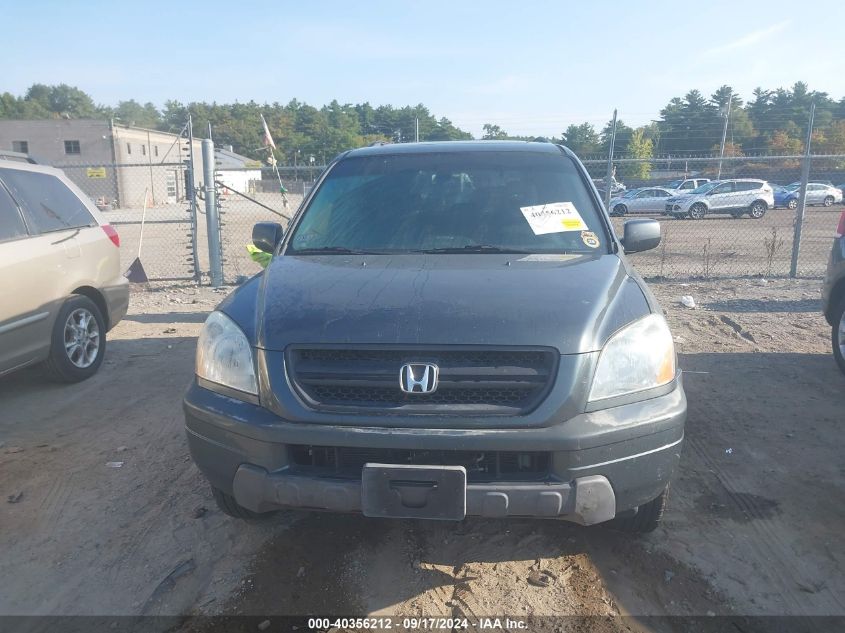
[291,246,380,255]
[418,245,532,254]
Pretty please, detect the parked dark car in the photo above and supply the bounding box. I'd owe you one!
[184,141,686,533]
[822,209,845,374]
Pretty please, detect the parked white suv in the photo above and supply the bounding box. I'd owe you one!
[665,179,774,220]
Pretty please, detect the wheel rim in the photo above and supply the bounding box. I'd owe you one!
[751,203,764,217]
[825,197,833,206]
[64,308,100,368]
[788,199,797,209]
[690,205,704,219]
[839,310,845,358]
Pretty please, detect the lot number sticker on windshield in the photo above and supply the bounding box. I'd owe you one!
[520,202,588,235]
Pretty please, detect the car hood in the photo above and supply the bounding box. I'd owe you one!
[247,253,650,354]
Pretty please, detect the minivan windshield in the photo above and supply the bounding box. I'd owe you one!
[287,151,607,254]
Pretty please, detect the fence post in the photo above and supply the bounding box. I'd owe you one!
[789,103,816,278]
[603,109,618,210]
[186,115,201,283]
[202,139,223,287]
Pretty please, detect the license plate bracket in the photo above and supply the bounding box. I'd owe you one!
[361,463,467,520]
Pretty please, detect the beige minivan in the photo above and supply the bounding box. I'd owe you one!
[0,158,129,382]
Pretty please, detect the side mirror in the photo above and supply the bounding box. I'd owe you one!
[252,222,284,254]
[621,218,661,253]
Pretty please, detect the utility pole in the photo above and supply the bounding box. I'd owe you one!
[790,103,816,278]
[717,91,732,179]
[415,117,419,143]
[603,109,618,210]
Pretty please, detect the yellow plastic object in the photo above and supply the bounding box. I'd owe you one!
[246,244,272,269]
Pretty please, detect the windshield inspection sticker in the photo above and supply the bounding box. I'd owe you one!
[581,231,600,248]
[520,202,588,235]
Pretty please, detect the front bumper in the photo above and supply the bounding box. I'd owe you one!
[183,380,686,524]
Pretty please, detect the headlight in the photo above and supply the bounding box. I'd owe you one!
[196,311,257,396]
[588,314,676,402]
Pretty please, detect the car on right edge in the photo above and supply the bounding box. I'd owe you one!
[665,179,774,220]
[822,208,845,375]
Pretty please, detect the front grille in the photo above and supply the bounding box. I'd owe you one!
[288,445,551,482]
[287,347,557,415]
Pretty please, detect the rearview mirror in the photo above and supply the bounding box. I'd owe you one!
[252,222,284,254]
[621,219,661,253]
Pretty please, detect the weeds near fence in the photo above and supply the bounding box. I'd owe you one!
[659,229,670,278]
[763,227,784,277]
[702,238,714,278]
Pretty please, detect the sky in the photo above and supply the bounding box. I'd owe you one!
[2,0,843,138]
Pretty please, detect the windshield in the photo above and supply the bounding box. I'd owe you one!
[287,151,607,254]
[690,182,719,194]
[665,180,682,189]
[785,184,800,191]
[621,189,639,198]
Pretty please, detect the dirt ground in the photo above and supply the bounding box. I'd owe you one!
[1,276,844,630]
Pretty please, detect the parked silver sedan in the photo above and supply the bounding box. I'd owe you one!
[609,187,675,216]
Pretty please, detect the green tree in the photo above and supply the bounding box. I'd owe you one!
[600,119,634,156]
[111,100,161,128]
[481,123,508,140]
[560,123,600,156]
[619,128,653,180]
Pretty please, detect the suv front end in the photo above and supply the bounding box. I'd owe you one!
[183,142,687,532]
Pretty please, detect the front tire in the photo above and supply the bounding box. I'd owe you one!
[211,486,277,520]
[787,198,798,210]
[749,200,767,219]
[607,485,669,534]
[688,203,706,220]
[824,195,835,207]
[43,295,106,383]
[832,296,845,375]
[613,204,628,216]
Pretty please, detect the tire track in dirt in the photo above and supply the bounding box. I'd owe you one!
[685,433,845,616]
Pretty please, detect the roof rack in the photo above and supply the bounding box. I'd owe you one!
[0,150,38,164]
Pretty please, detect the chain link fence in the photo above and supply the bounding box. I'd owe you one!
[53,150,843,285]
[216,175,297,284]
[54,161,200,281]
[581,154,844,278]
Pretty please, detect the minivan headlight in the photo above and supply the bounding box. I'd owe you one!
[196,311,257,396]
[588,314,676,402]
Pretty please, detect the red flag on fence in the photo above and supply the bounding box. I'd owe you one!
[260,114,276,150]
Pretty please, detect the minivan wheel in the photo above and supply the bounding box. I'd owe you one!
[613,204,627,216]
[43,295,106,382]
[787,198,798,210]
[211,486,277,520]
[606,485,669,534]
[824,195,835,207]
[688,203,706,220]
[833,296,845,375]
[749,201,767,219]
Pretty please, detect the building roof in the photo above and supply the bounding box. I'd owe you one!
[216,147,262,169]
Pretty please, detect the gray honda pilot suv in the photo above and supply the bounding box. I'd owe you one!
[184,141,686,533]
